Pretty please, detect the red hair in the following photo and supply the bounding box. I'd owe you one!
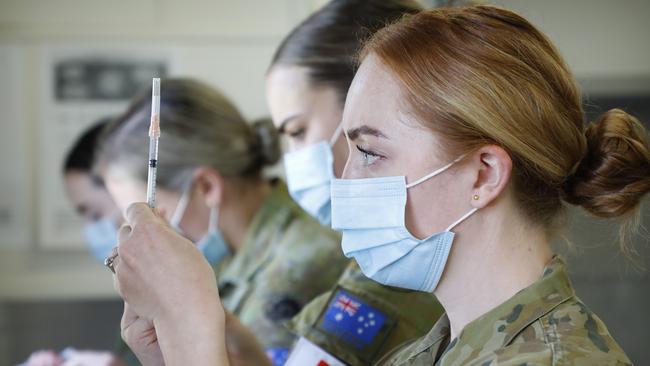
[362,6,650,249]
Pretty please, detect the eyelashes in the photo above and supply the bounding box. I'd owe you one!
[356,145,381,166]
[287,128,305,139]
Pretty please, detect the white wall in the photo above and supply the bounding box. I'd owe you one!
[0,0,648,300]
[492,0,650,94]
[0,0,326,300]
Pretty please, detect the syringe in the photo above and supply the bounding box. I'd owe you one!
[146,78,161,208]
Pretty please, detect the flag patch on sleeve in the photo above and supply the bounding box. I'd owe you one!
[317,289,387,349]
[266,347,290,366]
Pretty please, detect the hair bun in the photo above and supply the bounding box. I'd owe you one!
[251,117,281,167]
[563,108,650,218]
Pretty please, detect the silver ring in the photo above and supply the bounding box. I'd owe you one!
[105,252,118,273]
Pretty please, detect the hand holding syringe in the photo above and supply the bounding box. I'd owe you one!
[105,78,160,274]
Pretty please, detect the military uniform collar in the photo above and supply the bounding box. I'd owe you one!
[397,256,575,364]
[438,255,575,362]
[401,314,451,362]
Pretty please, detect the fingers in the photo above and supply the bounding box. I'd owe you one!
[112,267,122,296]
[120,302,157,351]
[125,202,158,227]
[117,224,132,246]
[121,302,138,341]
[111,247,125,296]
[153,207,168,221]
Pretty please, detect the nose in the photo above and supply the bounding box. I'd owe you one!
[341,156,352,178]
[340,137,353,179]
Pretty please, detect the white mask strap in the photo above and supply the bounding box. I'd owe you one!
[208,206,219,233]
[406,154,466,189]
[169,183,193,228]
[329,121,344,146]
[446,207,479,232]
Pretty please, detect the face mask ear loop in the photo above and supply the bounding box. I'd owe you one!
[169,182,193,228]
[446,208,479,232]
[208,206,219,234]
[406,154,467,189]
[329,121,345,146]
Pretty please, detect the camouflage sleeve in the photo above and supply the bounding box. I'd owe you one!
[232,214,349,365]
[288,261,444,366]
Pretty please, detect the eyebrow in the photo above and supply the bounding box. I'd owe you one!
[277,114,301,134]
[346,125,388,140]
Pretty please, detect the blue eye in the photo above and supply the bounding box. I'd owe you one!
[356,145,380,166]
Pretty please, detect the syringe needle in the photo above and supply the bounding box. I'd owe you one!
[146,78,161,208]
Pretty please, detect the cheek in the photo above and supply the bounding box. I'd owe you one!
[404,174,469,238]
[286,138,306,152]
[303,122,329,146]
[105,181,146,214]
[95,194,119,219]
[405,186,444,238]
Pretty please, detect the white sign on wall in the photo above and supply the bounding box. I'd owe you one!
[38,44,176,249]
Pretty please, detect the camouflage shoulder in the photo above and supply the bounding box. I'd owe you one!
[289,261,444,366]
[540,298,632,366]
[487,298,632,366]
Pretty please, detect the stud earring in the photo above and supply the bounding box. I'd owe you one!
[473,194,480,201]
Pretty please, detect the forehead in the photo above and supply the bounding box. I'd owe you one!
[65,171,103,200]
[343,54,416,134]
[266,67,312,112]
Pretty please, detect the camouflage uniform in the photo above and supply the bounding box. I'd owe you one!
[379,256,632,366]
[218,181,349,363]
[289,260,444,366]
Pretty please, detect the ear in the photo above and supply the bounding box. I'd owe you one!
[470,145,512,209]
[193,167,224,209]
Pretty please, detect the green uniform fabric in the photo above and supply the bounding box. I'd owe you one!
[218,180,349,351]
[290,261,444,366]
[379,256,631,366]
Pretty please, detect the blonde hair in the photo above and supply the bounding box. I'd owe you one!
[96,78,280,190]
[362,6,650,251]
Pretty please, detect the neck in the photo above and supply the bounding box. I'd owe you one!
[433,205,553,340]
[220,179,272,252]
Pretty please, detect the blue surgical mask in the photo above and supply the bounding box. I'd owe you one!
[169,185,231,266]
[196,207,230,265]
[83,217,119,264]
[284,124,343,226]
[331,155,477,292]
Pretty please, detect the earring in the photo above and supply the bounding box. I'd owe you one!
[473,194,480,201]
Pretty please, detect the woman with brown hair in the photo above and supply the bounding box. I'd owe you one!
[109,5,647,365]
[267,2,446,365]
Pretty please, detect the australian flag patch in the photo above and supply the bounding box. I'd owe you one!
[318,289,388,349]
[266,347,290,366]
